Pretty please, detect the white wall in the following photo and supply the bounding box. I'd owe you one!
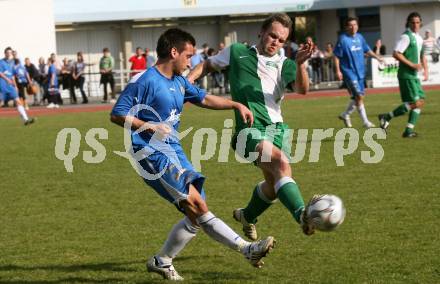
[0,0,56,64]
[317,9,340,48]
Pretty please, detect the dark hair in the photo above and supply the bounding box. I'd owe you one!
[261,13,293,33]
[103,47,110,53]
[156,28,196,59]
[345,17,358,26]
[4,47,12,53]
[136,47,142,51]
[406,12,422,28]
[202,43,209,49]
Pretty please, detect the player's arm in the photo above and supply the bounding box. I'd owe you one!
[393,51,422,71]
[187,46,230,83]
[195,94,253,126]
[292,44,313,94]
[421,53,429,81]
[187,60,216,83]
[366,50,384,63]
[0,72,14,85]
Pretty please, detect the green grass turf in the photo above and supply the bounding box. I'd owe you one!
[0,91,439,283]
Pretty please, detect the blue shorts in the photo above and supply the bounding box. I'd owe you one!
[0,83,18,101]
[344,78,365,99]
[137,145,206,213]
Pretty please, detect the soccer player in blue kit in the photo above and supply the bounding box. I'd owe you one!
[110,29,275,281]
[0,47,34,125]
[334,17,383,128]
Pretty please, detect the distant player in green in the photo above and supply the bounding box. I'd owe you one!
[189,13,318,240]
[379,12,428,138]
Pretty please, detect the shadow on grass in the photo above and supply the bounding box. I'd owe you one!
[0,259,144,275]
[0,277,126,283]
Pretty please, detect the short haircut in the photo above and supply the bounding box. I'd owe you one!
[345,17,358,26]
[156,28,196,59]
[136,47,142,51]
[261,13,293,33]
[406,12,422,28]
[4,47,12,53]
[103,47,110,53]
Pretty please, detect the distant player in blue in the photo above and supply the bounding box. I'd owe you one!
[0,47,34,125]
[110,28,275,281]
[334,17,384,128]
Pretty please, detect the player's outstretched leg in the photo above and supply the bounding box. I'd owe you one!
[378,102,410,131]
[147,217,198,281]
[339,99,355,127]
[254,141,316,236]
[233,181,276,241]
[403,107,421,138]
[15,98,34,126]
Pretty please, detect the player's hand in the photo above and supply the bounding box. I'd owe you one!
[423,70,429,81]
[377,57,385,64]
[7,78,14,85]
[295,43,314,65]
[235,103,254,126]
[336,70,343,81]
[412,63,423,71]
[151,123,172,141]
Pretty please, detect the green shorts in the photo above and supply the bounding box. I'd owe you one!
[398,78,425,103]
[231,123,291,164]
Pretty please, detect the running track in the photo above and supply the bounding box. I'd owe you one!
[1,85,439,117]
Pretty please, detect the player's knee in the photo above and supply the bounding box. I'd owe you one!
[271,153,291,177]
[416,100,424,108]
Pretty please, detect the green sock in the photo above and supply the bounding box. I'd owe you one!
[385,103,409,121]
[276,177,305,224]
[243,183,274,224]
[405,108,421,134]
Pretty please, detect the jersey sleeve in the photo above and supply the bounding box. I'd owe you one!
[111,83,146,116]
[333,37,344,59]
[208,46,231,71]
[180,76,207,104]
[394,34,410,53]
[281,59,296,88]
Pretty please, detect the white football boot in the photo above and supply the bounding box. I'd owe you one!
[233,208,258,241]
[338,114,353,128]
[146,256,184,281]
[243,236,276,268]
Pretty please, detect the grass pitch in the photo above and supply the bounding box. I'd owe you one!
[0,90,439,283]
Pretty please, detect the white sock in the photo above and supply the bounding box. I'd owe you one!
[357,103,370,124]
[156,217,199,266]
[197,211,250,253]
[17,105,29,121]
[343,100,356,117]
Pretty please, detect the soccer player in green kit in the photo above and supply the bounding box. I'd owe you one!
[379,12,429,138]
[188,13,318,240]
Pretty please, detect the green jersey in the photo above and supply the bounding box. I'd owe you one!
[395,29,424,79]
[209,43,296,129]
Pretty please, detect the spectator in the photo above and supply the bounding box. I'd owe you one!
[14,59,31,110]
[373,39,387,55]
[218,42,229,94]
[47,57,62,108]
[61,57,74,103]
[24,58,41,106]
[201,43,209,60]
[323,43,336,82]
[129,47,146,77]
[50,53,63,73]
[99,47,115,103]
[38,57,49,105]
[310,46,324,84]
[72,51,88,104]
[190,45,204,87]
[423,29,437,56]
[144,48,156,68]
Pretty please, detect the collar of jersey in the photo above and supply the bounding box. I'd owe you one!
[251,45,280,60]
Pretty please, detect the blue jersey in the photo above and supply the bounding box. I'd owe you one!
[111,67,207,150]
[14,64,28,84]
[0,59,16,93]
[47,64,58,87]
[333,33,371,80]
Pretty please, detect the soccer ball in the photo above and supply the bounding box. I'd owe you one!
[306,195,346,232]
